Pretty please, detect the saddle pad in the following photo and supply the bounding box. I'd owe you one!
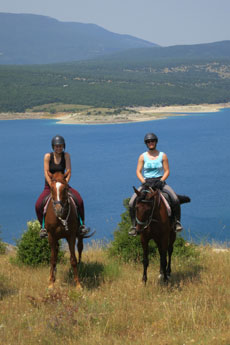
[43,195,52,214]
[43,195,78,215]
[160,193,171,217]
[69,195,78,214]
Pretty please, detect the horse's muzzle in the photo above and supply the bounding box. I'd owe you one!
[53,201,64,216]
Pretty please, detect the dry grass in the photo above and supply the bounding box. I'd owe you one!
[1,243,230,345]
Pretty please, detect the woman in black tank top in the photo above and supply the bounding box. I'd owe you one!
[35,135,90,237]
[44,151,66,186]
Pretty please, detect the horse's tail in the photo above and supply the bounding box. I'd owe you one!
[177,194,191,204]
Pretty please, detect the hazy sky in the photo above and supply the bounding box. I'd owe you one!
[1,0,229,46]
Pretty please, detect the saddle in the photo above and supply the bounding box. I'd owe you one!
[143,180,173,216]
[143,180,190,218]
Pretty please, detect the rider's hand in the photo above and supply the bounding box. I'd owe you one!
[155,180,165,190]
[142,181,149,188]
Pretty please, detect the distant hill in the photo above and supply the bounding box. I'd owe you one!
[0,13,157,64]
[98,40,230,62]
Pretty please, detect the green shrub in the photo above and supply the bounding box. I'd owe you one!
[173,236,199,258]
[15,220,65,266]
[108,198,199,262]
[0,230,6,255]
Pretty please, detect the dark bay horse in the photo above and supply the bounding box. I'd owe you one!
[133,186,190,284]
[45,170,85,289]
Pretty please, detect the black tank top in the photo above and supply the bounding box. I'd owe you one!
[49,152,66,174]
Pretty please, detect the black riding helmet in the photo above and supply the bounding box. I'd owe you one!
[144,133,158,144]
[51,135,66,150]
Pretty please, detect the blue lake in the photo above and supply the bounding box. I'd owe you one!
[0,109,230,245]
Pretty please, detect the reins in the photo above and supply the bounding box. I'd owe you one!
[135,189,160,230]
[56,199,71,231]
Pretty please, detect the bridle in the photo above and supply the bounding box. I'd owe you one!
[51,179,71,231]
[135,189,159,230]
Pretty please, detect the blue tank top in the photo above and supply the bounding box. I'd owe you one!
[143,151,164,178]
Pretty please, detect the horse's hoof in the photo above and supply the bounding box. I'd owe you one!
[158,274,169,284]
[76,283,83,290]
[48,283,54,290]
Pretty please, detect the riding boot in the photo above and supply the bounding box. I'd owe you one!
[71,197,90,235]
[128,205,137,236]
[175,219,183,232]
[172,203,183,232]
[40,228,48,238]
[78,214,90,235]
[79,224,90,235]
[39,216,48,238]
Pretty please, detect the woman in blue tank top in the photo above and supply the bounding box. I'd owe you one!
[129,132,183,236]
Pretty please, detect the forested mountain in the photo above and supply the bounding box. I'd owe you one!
[0,13,157,64]
[1,54,230,112]
[105,40,230,61]
[0,12,230,111]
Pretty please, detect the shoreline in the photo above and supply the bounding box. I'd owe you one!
[0,103,230,124]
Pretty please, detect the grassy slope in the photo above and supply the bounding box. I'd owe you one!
[1,243,230,345]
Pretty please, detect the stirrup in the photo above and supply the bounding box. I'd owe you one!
[128,227,137,237]
[40,227,48,238]
[175,220,183,232]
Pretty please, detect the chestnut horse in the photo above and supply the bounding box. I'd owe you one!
[45,170,85,289]
[133,186,190,284]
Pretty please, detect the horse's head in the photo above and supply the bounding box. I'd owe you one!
[48,170,70,217]
[133,186,159,231]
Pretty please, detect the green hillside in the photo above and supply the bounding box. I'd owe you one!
[1,54,230,112]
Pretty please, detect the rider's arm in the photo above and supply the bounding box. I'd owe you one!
[161,153,170,181]
[65,152,71,183]
[44,153,52,187]
[136,154,146,184]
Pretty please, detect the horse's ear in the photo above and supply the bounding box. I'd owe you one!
[64,169,70,180]
[47,171,53,179]
[133,186,141,196]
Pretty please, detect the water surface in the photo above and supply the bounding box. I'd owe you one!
[0,109,230,244]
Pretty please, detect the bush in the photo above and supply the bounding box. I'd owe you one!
[108,198,198,262]
[173,236,199,258]
[0,230,6,255]
[15,220,65,266]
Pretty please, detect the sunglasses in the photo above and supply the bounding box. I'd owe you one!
[146,140,156,143]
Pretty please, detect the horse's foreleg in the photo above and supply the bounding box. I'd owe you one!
[49,239,59,289]
[159,249,168,282]
[167,231,176,277]
[141,235,149,285]
[67,237,81,289]
[157,237,168,282]
[77,237,83,263]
